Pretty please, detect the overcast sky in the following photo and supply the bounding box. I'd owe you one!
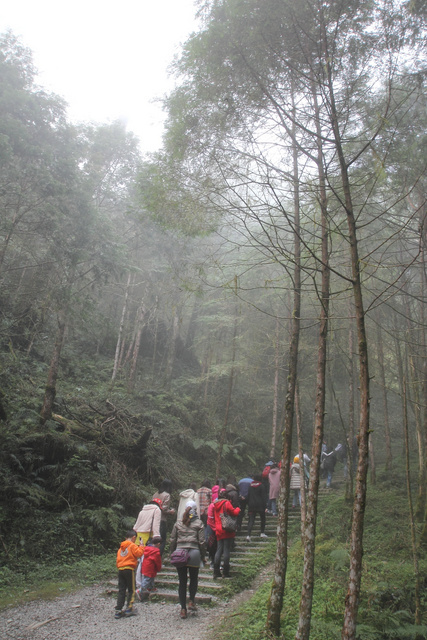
[1,0,199,152]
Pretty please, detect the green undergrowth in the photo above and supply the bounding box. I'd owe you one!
[211,475,427,640]
[0,553,115,610]
[220,537,277,599]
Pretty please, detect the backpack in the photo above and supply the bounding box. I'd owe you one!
[170,548,190,567]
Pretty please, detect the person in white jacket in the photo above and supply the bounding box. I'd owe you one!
[133,498,163,546]
[176,484,200,522]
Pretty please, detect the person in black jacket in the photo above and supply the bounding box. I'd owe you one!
[246,474,268,542]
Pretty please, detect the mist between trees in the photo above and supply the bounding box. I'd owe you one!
[0,1,426,638]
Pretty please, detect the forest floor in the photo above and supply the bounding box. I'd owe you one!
[0,563,272,640]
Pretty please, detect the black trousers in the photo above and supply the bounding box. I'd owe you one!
[116,568,136,611]
[247,510,266,535]
[176,566,199,609]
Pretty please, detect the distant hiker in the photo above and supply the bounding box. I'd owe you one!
[205,500,217,567]
[213,489,240,578]
[225,475,239,508]
[246,474,268,541]
[290,456,303,507]
[262,461,274,511]
[133,498,163,546]
[177,483,200,522]
[196,479,212,525]
[321,443,343,488]
[268,463,281,516]
[152,478,175,555]
[236,474,253,531]
[114,530,145,619]
[211,478,226,503]
[169,500,206,619]
[136,536,162,601]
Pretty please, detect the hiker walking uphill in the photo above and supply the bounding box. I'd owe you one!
[213,489,240,578]
[177,483,200,522]
[268,464,281,516]
[290,456,303,507]
[246,474,268,541]
[133,498,163,546]
[321,443,343,488]
[169,500,206,620]
[152,479,175,556]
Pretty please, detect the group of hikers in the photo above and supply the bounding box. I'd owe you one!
[115,444,345,620]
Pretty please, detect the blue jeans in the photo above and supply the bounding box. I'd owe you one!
[140,575,155,591]
[292,489,301,507]
[270,498,277,515]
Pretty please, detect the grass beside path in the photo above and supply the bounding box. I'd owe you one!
[0,554,117,610]
[200,479,427,640]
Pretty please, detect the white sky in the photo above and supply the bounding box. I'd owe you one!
[1,0,199,153]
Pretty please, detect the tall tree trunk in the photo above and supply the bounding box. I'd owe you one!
[40,309,67,425]
[402,377,422,625]
[376,321,392,471]
[270,315,281,460]
[320,22,371,639]
[150,297,159,383]
[417,217,427,525]
[296,76,330,640]
[164,307,180,390]
[266,91,301,638]
[346,309,356,501]
[295,383,306,529]
[201,344,213,406]
[127,303,146,392]
[216,278,239,478]
[184,302,199,350]
[111,272,132,386]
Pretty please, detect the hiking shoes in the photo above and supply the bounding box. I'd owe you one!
[124,608,137,617]
[114,611,123,619]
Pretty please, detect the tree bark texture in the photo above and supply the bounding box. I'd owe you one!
[296,77,330,640]
[321,23,371,639]
[40,310,67,425]
[266,102,301,638]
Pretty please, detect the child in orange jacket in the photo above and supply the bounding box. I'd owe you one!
[115,530,145,619]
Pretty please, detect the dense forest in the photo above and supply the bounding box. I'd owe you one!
[0,0,426,638]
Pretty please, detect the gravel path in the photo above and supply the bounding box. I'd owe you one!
[0,573,267,640]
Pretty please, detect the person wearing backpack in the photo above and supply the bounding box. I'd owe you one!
[212,489,240,578]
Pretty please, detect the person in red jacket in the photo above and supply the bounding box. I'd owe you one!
[212,489,240,578]
[136,536,162,601]
[115,530,145,619]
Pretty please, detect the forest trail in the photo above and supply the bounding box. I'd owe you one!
[1,476,345,640]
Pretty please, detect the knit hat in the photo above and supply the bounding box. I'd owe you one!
[293,456,300,464]
[185,499,198,518]
[151,497,163,508]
